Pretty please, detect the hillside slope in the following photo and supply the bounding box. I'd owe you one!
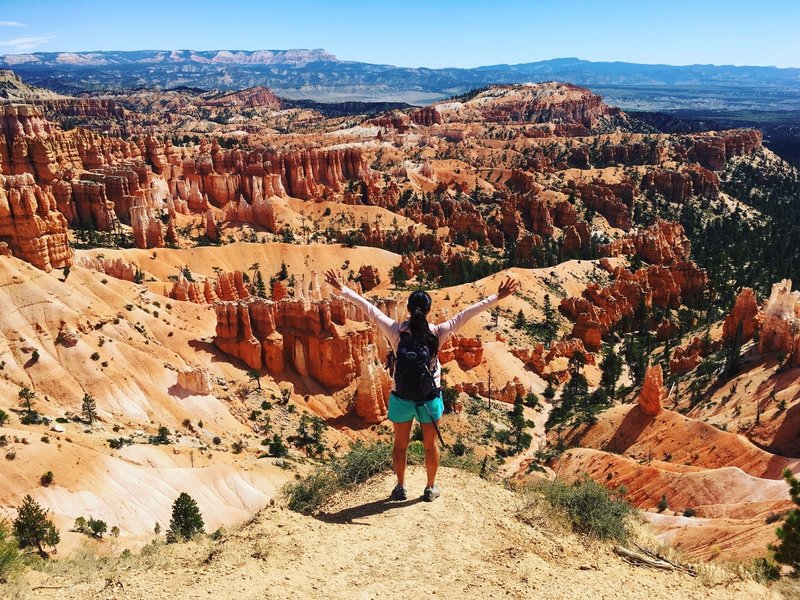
[17,468,769,600]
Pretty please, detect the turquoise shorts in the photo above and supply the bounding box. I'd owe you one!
[388,392,444,424]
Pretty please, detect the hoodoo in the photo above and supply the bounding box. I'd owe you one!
[638,364,665,415]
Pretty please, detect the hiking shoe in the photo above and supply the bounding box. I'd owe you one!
[390,484,408,501]
[423,485,441,502]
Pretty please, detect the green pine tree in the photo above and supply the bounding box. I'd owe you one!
[247,369,262,390]
[81,393,98,426]
[771,468,800,570]
[12,495,60,557]
[18,387,36,413]
[254,270,267,298]
[509,395,533,454]
[599,346,623,398]
[166,492,205,543]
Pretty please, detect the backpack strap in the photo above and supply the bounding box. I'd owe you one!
[386,348,396,376]
[414,400,446,449]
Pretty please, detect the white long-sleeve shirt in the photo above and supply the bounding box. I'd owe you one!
[339,285,499,388]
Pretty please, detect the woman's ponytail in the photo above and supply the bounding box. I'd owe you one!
[407,291,438,354]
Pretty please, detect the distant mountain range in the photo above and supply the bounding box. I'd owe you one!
[3,50,800,110]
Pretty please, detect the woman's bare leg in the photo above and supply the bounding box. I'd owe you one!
[420,422,440,488]
[392,420,414,486]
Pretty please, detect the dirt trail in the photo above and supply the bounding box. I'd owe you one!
[21,468,771,600]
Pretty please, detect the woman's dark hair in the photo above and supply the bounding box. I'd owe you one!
[407,290,438,354]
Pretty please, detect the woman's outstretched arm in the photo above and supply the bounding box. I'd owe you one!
[324,269,400,343]
[435,276,518,342]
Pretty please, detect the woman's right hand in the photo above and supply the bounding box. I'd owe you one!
[324,269,344,291]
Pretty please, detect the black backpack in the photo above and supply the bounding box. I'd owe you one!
[393,331,439,402]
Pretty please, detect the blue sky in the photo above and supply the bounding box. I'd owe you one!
[1,0,798,69]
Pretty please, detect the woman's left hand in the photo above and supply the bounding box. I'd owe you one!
[497,277,518,300]
[324,269,344,291]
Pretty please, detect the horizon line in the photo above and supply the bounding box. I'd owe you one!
[1,49,798,71]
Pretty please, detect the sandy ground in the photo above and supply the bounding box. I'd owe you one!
[14,468,773,600]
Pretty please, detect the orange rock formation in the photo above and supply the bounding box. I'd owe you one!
[0,173,72,271]
[638,364,664,416]
[758,279,800,367]
[512,339,595,383]
[722,287,761,344]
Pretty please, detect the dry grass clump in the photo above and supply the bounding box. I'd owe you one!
[0,519,22,583]
[517,476,636,543]
[283,440,484,515]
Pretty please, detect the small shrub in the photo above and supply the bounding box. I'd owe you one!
[73,516,87,534]
[261,401,273,410]
[657,494,669,513]
[748,557,780,582]
[87,517,107,538]
[0,409,9,426]
[231,441,243,454]
[529,477,635,542]
[0,518,22,583]
[148,426,170,445]
[267,434,289,458]
[283,441,392,514]
[20,411,42,425]
[108,437,131,450]
[5,451,15,461]
[212,436,221,445]
[90,352,100,361]
[40,471,54,487]
[440,448,482,474]
[110,525,120,538]
[766,512,784,525]
[451,437,468,457]
[682,507,696,518]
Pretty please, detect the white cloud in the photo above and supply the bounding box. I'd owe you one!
[0,35,56,52]
[0,21,25,27]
